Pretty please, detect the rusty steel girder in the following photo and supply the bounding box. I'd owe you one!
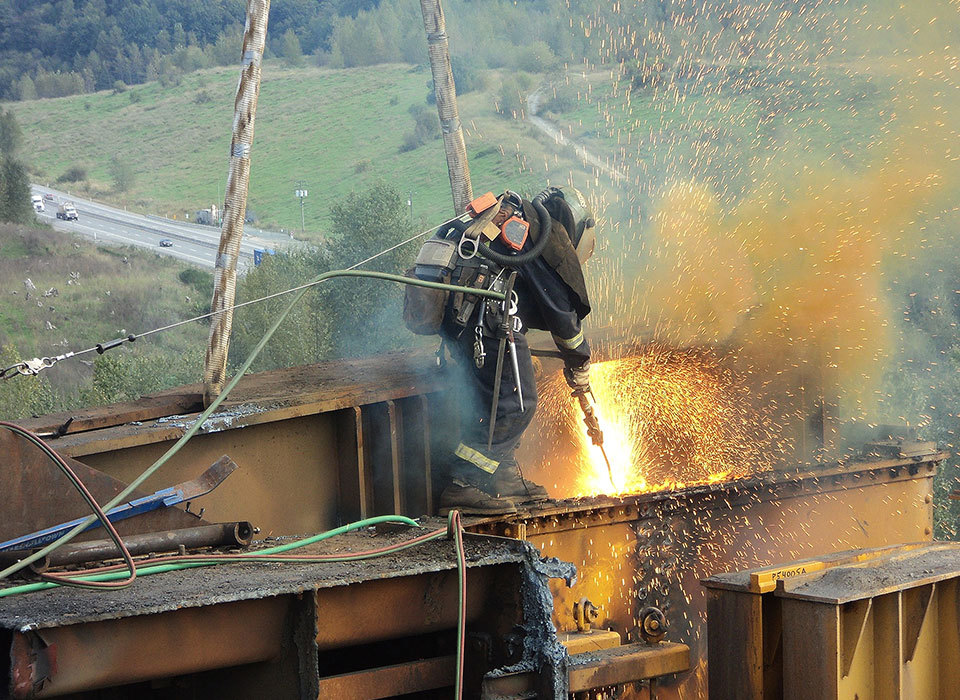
[8,597,290,698]
[469,450,944,699]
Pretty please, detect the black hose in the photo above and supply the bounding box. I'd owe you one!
[437,218,470,240]
[476,190,554,267]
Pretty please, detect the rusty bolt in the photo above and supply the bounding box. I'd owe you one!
[639,606,667,645]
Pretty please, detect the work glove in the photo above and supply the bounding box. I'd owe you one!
[563,361,591,395]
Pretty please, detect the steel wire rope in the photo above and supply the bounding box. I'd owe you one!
[0,269,504,581]
[1,217,462,380]
[0,422,137,590]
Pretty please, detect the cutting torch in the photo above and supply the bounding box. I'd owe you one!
[574,390,615,489]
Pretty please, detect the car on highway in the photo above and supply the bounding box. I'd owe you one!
[42,193,55,202]
[159,239,174,247]
[57,202,78,221]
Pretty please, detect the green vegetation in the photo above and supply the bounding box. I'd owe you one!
[0,108,31,225]
[0,0,580,102]
[0,222,206,419]
[230,181,421,372]
[8,63,562,238]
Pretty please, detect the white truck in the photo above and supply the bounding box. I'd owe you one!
[57,202,78,221]
[31,194,44,213]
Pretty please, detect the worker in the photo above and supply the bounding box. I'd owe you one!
[407,187,596,515]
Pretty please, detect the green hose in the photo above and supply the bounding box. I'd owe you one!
[0,514,424,598]
[0,270,503,581]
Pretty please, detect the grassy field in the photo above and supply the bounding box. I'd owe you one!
[0,222,207,398]
[8,62,595,240]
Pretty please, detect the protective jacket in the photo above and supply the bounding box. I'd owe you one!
[434,193,591,484]
[520,200,590,319]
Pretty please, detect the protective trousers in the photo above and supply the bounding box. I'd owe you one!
[449,328,538,486]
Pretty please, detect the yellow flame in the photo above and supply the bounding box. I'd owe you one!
[538,346,782,497]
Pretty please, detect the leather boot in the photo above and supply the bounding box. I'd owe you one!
[439,480,518,516]
[491,462,549,503]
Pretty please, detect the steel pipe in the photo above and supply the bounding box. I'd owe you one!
[0,522,253,573]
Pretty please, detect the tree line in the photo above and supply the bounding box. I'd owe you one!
[0,0,381,100]
[0,0,602,101]
[1,0,838,103]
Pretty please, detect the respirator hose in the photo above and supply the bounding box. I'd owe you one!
[475,189,554,267]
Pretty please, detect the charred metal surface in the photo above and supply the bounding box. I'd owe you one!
[1,526,579,698]
[0,527,518,630]
[17,391,203,438]
[482,642,690,697]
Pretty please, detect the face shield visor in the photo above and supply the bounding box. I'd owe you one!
[562,187,597,263]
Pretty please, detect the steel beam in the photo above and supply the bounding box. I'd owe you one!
[481,642,690,697]
[316,655,454,699]
[9,597,288,698]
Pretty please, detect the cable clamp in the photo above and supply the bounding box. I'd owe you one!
[15,358,50,376]
[241,50,262,68]
[426,30,448,43]
[439,117,461,135]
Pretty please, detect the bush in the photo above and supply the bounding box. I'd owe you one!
[112,80,127,94]
[179,268,213,295]
[451,58,482,95]
[398,132,420,153]
[515,41,556,73]
[398,107,440,152]
[541,93,576,115]
[129,91,143,104]
[109,155,135,192]
[56,166,87,184]
[194,89,212,104]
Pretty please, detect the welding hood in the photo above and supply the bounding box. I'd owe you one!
[546,187,597,264]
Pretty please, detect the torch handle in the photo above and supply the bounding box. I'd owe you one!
[575,392,604,447]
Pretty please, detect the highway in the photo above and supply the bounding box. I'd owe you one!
[31,185,290,270]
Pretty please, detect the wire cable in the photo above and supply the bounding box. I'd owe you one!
[0,514,422,598]
[449,510,467,699]
[0,217,462,379]
[0,422,137,590]
[0,270,504,581]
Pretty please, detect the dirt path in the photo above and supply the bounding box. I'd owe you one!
[526,88,628,184]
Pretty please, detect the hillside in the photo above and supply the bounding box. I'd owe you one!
[8,62,594,241]
[0,221,208,417]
